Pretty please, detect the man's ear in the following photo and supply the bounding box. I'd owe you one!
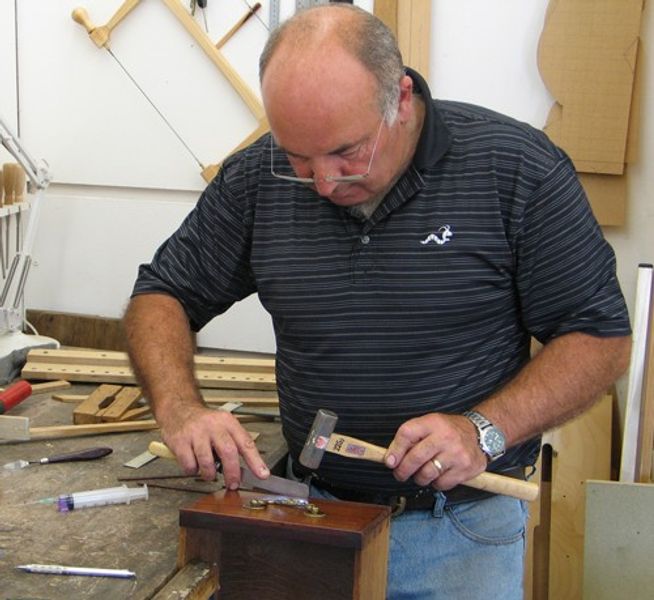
[396,74,415,123]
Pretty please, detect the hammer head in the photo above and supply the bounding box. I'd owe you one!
[299,408,339,470]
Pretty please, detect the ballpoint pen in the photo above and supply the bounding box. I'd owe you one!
[16,564,136,578]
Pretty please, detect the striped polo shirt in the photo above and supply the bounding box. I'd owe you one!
[133,69,630,495]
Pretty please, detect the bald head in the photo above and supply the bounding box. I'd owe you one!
[259,5,404,121]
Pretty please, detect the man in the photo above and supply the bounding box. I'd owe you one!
[124,5,631,598]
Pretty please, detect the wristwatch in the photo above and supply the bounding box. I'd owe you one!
[463,410,506,461]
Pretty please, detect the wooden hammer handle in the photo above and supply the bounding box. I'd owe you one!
[325,433,539,502]
[464,471,539,502]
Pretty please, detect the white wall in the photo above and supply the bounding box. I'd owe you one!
[0,0,17,162]
[7,1,652,362]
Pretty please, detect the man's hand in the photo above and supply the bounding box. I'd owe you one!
[124,294,270,488]
[384,413,486,490]
[158,403,270,487]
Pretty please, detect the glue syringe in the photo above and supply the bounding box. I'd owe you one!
[55,485,148,512]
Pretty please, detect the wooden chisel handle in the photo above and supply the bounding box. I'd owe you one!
[324,433,539,502]
[149,440,176,460]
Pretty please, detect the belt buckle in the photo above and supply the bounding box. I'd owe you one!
[390,496,407,517]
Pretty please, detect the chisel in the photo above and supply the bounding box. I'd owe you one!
[3,446,113,471]
[149,441,309,498]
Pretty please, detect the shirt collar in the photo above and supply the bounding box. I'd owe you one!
[405,67,451,170]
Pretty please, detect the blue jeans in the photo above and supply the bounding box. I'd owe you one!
[309,485,528,599]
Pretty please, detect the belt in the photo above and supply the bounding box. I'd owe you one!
[300,465,526,516]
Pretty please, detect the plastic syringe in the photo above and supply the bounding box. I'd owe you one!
[55,485,148,512]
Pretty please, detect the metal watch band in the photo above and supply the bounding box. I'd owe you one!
[463,410,506,461]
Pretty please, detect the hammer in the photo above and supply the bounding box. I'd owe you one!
[299,409,539,502]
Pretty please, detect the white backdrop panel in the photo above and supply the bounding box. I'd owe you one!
[0,0,17,163]
[17,0,268,191]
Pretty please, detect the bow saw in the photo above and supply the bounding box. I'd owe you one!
[72,0,269,183]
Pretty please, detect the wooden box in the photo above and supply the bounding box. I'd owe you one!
[178,490,391,599]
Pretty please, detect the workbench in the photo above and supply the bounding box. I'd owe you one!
[0,382,288,599]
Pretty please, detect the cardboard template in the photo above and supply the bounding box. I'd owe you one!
[538,0,644,176]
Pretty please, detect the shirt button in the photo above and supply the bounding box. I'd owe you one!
[360,235,370,244]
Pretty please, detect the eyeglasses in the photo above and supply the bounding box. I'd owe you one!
[270,118,385,184]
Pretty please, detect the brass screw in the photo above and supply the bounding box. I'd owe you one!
[244,498,267,510]
[304,503,325,518]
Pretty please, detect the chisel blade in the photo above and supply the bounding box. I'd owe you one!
[240,467,309,499]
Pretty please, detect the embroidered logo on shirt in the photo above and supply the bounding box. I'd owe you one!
[420,225,453,246]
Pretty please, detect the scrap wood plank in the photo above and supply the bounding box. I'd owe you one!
[194,369,275,390]
[120,406,152,421]
[22,362,276,391]
[73,384,122,424]
[29,380,72,394]
[55,389,279,406]
[100,386,144,422]
[0,380,71,394]
[1,419,159,443]
[0,415,30,441]
[73,385,145,423]
[151,561,218,600]
[620,264,652,482]
[53,393,90,403]
[26,348,275,373]
[637,270,654,483]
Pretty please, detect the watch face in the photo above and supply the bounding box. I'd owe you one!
[482,428,506,456]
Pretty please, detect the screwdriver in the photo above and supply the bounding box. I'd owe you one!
[3,447,113,471]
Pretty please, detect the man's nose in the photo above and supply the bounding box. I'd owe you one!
[313,176,338,197]
[310,158,339,196]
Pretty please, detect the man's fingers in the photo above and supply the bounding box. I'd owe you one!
[385,418,432,468]
[160,407,269,487]
[193,438,220,481]
[167,441,199,476]
[233,427,270,480]
[210,413,269,488]
[211,433,241,488]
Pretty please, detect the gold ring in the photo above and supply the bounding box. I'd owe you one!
[432,458,443,472]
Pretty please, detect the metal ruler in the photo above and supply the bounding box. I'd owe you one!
[269,0,281,30]
[295,0,328,10]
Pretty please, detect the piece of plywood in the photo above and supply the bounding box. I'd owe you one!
[583,480,654,600]
[546,394,612,600]
[538,0,644,175]
[397,0,431,76]
[374,0,431,75]
[578,172,627,227]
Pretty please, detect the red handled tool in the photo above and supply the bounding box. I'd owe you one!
[0,380,32,414]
